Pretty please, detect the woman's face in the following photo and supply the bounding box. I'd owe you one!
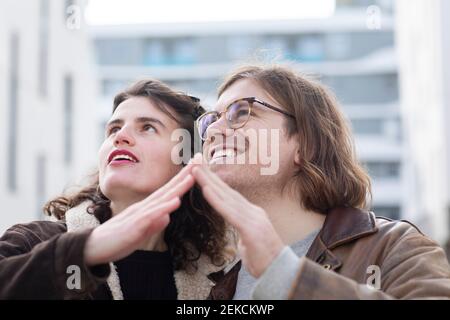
[98,96,182,203]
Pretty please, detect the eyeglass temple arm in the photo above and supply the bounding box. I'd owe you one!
[252,99,295,118]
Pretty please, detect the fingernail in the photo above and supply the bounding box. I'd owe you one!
[194,152,202,160]
[192,152,203,164]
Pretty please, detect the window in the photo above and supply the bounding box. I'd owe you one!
[351,118,384,135]
[336,0,393,12]
[363,161,400,179]
[101,79,129,97]
[7,32,19,192]
[372,206,400,220]
[228,36,256,60]
[325,33,351,60]
[263,36,290,60]
[143,40,167,66]
[196,36,228,63]
[38,0,50,97]
[172,38,196,65]
[323,73,399,105]
[296,34,325,62]
[64,75,73,164]
[95,39,143,65]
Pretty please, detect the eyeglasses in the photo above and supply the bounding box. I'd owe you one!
[196,97,295,140]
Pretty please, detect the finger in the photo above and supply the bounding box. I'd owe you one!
[133,197,181,230]
[197,165,243,201]
[202,186,243,231]
[122,174,192,221]
[199,169,258,224]
[159,174,195,202]
[144,163,195,202]
[145,214,171,236]
[189,152,205,165]
[192,167,224,201]
[154,163,193,195]
[193,165,245,206]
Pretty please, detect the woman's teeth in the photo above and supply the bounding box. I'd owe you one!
[111,154,137,162]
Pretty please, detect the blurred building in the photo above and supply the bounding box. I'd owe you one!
[90,1,405,223]
[396,0,450,244]
[0,0,99,233]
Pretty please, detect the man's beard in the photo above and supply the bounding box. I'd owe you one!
[210,163,284,204]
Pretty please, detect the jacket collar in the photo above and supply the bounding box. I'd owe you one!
[306,207,378,270]
[64,201,235,300]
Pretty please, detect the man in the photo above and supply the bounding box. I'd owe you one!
[190,64,450,299]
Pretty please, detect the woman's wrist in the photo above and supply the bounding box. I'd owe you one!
[83,230,100,266]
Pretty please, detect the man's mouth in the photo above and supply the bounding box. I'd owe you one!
[209,146,245,164]
[210,148,237,161]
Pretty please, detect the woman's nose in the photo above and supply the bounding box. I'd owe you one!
[114,127,135,147]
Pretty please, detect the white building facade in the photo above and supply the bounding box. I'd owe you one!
[0,0,99,233]
[90,0,405,225]
[396,0,450,244]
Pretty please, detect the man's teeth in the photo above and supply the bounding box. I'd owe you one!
[212,149,236,160]
[111,154,137,162]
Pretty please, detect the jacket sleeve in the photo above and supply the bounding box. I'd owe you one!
[0,223,110,299]
[287,231,450,299]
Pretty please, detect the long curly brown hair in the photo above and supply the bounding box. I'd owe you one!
[44,79,228,272]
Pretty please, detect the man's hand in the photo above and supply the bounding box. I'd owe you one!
[191,155,284,278]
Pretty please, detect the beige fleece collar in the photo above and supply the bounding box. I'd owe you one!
[65,202,235,300]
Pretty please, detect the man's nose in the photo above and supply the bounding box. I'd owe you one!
[205,115,234,142]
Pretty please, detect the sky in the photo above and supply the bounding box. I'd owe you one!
[85,0,336,25]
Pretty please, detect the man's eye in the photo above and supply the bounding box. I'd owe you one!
[238,109,249,116]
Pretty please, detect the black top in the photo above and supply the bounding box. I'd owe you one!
[115,250,177,300]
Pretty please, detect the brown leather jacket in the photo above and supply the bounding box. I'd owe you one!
[1,207,450,299]
[208,207,450,299]
[0,221,111,299]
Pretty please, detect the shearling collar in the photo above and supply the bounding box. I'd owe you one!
[65,201,236,300]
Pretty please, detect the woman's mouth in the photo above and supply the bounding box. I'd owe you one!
[110,159,137,166]
[108,149,139,166]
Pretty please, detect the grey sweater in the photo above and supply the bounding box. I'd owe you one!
[233,229,320,300]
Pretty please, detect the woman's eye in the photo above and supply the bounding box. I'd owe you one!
[108,126,121,136]
[143,124,156,133]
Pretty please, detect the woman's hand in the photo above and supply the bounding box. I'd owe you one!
[191,156,284,278]
[84,164,195,266]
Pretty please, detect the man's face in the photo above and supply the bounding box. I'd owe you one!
[202,79,299,196]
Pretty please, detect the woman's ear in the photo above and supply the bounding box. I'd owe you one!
[294,146,302,166]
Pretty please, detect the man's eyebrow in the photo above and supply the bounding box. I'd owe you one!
[214,103,227,113]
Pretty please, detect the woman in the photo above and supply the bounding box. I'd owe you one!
[0,79,234,300]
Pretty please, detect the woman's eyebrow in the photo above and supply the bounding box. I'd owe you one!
[105,117,166,129]
[135,117,166,129]
[106,118,123,128]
